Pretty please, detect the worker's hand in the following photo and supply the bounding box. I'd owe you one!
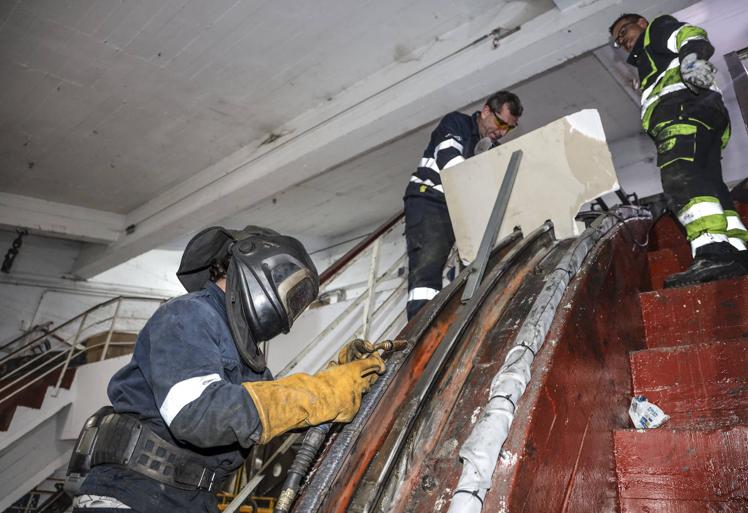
[243,355,385,444]
[337,338,376,365]
[680,53,716,91]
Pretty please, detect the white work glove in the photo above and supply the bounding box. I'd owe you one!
[680,53,717,91]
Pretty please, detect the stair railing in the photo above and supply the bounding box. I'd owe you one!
[0,296,166,406]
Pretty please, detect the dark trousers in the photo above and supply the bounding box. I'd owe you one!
[404,196,455,320]
[650,96,732,213]
[647,94,748,254]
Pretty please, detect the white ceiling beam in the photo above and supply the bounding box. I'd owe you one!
[0,193,124,244]
[73,0,696,278]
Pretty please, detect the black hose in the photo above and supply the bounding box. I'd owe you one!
[273,423,332,513]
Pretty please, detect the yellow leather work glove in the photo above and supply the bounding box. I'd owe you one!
[243,354,385,444]
[337,338,376,365]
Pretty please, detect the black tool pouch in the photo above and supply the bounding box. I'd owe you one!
[64,406,114,496]
[65,408,227,496]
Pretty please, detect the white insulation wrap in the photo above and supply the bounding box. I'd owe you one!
[448,208,651,513]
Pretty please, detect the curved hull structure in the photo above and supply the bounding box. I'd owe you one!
[292,207,748,513]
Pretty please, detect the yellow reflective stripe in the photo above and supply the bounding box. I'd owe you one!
[675,25,708,49]
[658,123,697,139]
[678,196,722,225]
[725,211,748,240]
[678,197,727,239]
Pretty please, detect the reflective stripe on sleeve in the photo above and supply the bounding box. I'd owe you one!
[410,176,444,193]
[419,157,440,174]
[159,373,222,426]
[434,138,464,159]
[408,287,439,302]
[443,155,466,169]
[725,212,748,232]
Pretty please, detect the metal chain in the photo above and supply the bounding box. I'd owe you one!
[2,228,29,273]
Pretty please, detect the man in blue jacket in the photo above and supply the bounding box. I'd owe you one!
[610,13,748,287]
[403,91,523,319]
[69,226,384,512]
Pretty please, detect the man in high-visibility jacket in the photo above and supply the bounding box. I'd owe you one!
[610,13,748,287]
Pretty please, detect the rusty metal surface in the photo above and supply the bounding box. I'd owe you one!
[380,238,570,513]
[355,228,559,513]
[292,230,526,513]
[483,218,653,513]
[339,224,555,513]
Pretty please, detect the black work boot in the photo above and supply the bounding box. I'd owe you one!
[664,242,748,288]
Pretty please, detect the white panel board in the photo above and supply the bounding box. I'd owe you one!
[442,109,619,262]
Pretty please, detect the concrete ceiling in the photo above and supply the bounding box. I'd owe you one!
[0,0,701,278]
[0,0,550,212]
[219,51,644,239]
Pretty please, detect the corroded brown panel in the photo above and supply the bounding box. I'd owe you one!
[483,219,652,513]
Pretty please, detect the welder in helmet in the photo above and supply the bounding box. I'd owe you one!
[610,13,748,287]
[70,226,384,513]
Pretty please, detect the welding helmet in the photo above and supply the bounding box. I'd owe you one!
[177,226,319,372]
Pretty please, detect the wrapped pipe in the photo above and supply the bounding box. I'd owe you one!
[448,207,650,513]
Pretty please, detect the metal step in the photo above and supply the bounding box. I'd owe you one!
[614,426,748,512]
[646,245,691,290]
[639,276,748,349]
[630,338,748,430]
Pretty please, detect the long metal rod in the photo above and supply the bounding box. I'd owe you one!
[354,222,552,513]
[53,313,87,397]
[461,150,522,303]
[360,239,381,340]
[100,299,122,361]
[291,230,523,513]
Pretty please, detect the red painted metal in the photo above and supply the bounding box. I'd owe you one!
[630,339,748,429]
[648,215,686,251]
[318,211,403,285]
[381,244,557,513]
[639,276,748,349]
[480,219,652,513]
[614,427,748,510]
[646,245,692,290]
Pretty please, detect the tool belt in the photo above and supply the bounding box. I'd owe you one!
[66,406,227,495]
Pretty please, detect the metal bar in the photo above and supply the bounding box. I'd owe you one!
[52,313,86,397]
[100,299,122,361]
[291,230,523,513]
[461,149,523,303]
[724,51,748,136]
[352,223,552,513]
[318,211,404,285]
[360,239,381,340]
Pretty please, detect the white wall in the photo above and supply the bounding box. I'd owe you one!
[0,229,181,349]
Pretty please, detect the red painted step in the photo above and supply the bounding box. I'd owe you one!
[649,215,687,251]
[647,244,692,290]
[639,276,748,349]
[630,339,748,430]
[614,427,748,512]
[0,366,76,431]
